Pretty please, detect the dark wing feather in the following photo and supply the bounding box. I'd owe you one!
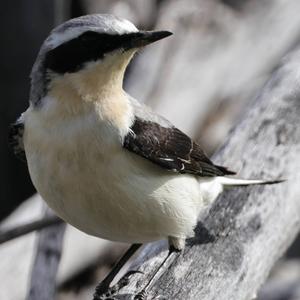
[9,120,26,162]
[123,117,235,177]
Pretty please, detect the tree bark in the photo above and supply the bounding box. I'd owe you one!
[113,47,300,300]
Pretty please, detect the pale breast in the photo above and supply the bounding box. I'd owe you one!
[23,107,201,243]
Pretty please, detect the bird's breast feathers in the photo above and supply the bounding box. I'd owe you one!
[23,98,201,243]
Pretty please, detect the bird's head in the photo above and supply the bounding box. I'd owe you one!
[30,14,172,107]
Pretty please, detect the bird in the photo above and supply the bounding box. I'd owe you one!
[9,14,282,299]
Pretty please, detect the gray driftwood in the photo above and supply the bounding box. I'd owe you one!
[26,207,66,300]
[113,48,300,299]
[0,215,62,245]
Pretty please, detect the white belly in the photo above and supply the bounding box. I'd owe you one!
[24,111,202,243]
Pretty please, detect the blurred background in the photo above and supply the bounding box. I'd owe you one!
[0,0,299,299]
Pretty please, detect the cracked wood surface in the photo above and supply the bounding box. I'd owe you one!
[113,48,300,300]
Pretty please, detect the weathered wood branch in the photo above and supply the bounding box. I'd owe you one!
[113,48,300,299]
[0,215,62,245]
[26,207,66,300]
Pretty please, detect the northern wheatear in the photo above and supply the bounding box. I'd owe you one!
[10,14,282,299]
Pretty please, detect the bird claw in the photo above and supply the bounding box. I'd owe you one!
[134,289,147,300]
[93,270,143,300]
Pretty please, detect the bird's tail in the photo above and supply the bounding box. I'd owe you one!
[219,177,285,187]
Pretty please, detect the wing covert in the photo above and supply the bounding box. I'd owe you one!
[123,117,235,177]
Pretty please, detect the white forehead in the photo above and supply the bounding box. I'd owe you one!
[45,14,138,49]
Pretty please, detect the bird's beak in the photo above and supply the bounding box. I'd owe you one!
[125,30,173,49]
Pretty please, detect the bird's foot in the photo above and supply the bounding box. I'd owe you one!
[93,270,142,300]
[134,289,147,300]
[133,245,181,300]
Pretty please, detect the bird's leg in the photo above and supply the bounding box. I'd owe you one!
[134,242,182,300]
[93,243,142,300]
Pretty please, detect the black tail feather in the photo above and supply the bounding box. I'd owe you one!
[215,165,237,176]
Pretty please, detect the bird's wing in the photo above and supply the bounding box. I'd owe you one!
[9,117,26,162]
[124,98,235,177]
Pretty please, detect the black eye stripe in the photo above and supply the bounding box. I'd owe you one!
[80,31,100,41]
[44,31,137,74]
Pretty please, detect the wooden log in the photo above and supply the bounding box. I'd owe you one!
[26,207,66,300]
[0,215,62,245]
[113,47,300,299]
